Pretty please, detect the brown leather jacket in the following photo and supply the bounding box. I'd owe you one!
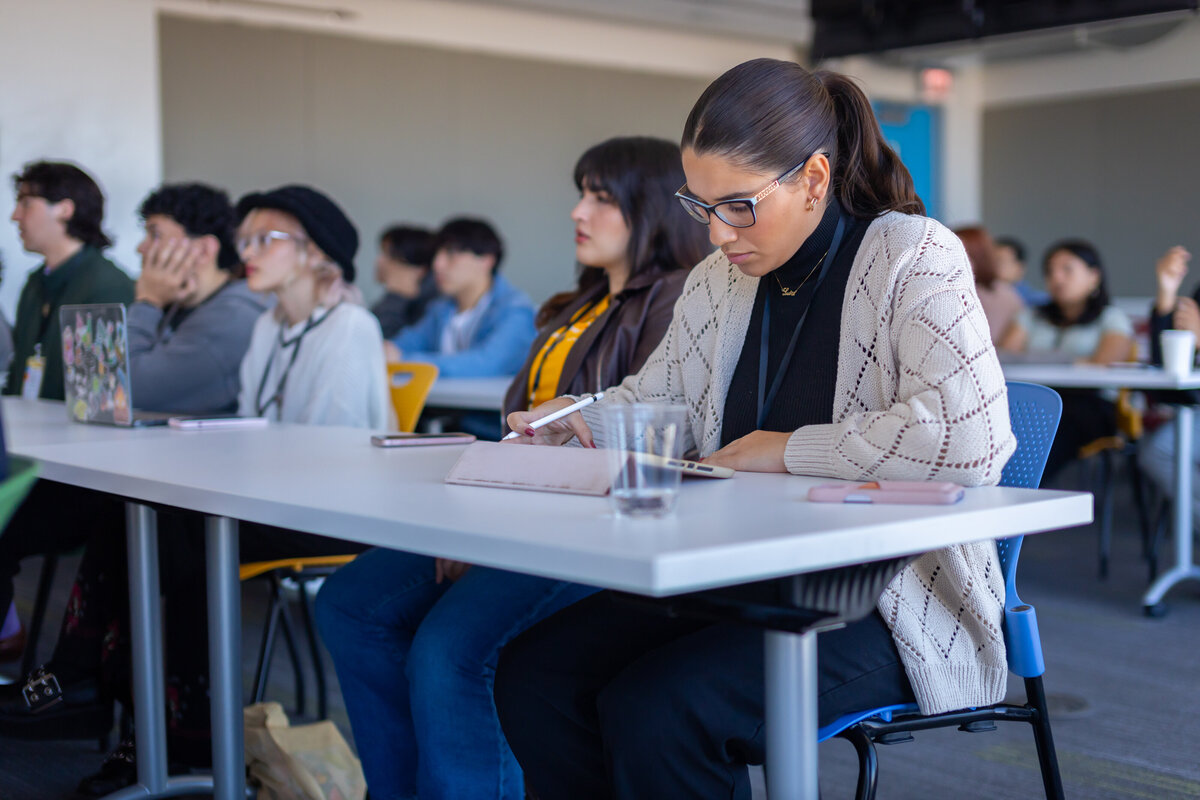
[502,268,690,422]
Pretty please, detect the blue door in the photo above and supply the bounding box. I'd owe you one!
[873,102,941,221]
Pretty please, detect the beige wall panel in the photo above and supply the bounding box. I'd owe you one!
[160,14,710,306]
[983,83,1200,297]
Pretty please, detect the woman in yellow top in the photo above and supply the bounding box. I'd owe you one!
[504,136,712,414]
[315,135,709,800]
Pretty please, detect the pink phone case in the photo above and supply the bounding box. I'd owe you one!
[807,481,965,505]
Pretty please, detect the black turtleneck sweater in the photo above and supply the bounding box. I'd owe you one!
[721,199,871,446]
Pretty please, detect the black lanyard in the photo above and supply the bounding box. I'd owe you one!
[255,304,339,419]
[756,215,848,429]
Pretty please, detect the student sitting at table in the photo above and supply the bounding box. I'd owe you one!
[1140,245,1200,525]
[370,224,439,339]
[237,185,389,427]
[995,235,1050,307]
[315,136,710,800]
[386,217,535,377]
[489,58,1016,800]
[0,182,265,760]
[956,225,1022,345]
[999,239,1133,478]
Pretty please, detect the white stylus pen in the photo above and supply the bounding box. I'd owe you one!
[502,391,605,440]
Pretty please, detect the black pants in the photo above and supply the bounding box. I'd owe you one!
[494,591,915,800]
[1044,390,1117,480]
[0,480,124,619]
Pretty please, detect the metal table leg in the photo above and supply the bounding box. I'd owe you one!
[1143,404,1200,611]
[206,516,245,800]
[765,628,819,799]
[105,503,213,799]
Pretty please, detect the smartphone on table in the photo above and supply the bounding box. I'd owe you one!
[808,481,965,505]
[370,432,477,447]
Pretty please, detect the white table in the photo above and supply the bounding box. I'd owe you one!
[423,376,513,412]
[1003,364,1200,612]
[3,397,1092,800]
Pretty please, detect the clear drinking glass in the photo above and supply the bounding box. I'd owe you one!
[602,403,688,518]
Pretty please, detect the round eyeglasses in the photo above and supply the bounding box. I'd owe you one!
[674,154,827,228]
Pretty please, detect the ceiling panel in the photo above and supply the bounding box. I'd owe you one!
[439,0,813,45]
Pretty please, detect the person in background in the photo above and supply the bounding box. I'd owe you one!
[1000,239,1133,478]
[0,181,265,767]
[1140,245,1200,525]
[316,136,711,800]
[130,182,270,412]
[956,225,1022,345]
[370,224,438,339]
[0,161,133,669]
[28,184,389,797]
[4,160,133,400]
[237,184,388,427]
[387,217,535,378]
[0,257,12,379]
[994,236,1049,306]
[494,58,1015,799]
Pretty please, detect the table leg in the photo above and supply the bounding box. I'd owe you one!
[206,516,245,800]
[1143,404,1200,610]
[764,627,819,799]
[108,505,215,800]
[125,502,168,793]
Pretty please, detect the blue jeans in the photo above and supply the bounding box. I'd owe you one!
[314,548,597,800]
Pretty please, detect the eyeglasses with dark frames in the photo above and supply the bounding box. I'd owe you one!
[674,153,828,228]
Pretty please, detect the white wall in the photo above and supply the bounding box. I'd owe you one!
[0,0,161,319]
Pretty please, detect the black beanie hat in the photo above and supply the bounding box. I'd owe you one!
[236,184,359,282]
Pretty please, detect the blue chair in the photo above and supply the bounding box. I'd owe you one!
[818,381,1066,800]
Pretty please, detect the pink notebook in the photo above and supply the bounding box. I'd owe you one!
[445,441,616,496]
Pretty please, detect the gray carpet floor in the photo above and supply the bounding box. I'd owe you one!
[1,467,1198,799]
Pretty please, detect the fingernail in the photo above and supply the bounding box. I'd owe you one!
[524,428,535,437]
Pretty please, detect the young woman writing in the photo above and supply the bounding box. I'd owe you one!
[494,59,1016,799]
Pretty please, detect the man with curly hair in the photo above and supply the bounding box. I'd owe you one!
[129,182,269,413]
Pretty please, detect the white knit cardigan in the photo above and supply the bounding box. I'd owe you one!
[580,211,1017,715]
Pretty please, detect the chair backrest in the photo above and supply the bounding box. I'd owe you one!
[997,381,1063,679]
[387,362,439,433]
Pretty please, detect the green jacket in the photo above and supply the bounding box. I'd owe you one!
[4,246,134,400]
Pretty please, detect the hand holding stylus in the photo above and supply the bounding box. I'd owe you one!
[503,392,603,445]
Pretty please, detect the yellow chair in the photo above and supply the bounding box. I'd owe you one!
[241,555,358,721]
[240,364,438,718]
[388,361,439,433]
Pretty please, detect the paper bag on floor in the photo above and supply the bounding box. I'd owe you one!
[244,701,367,800]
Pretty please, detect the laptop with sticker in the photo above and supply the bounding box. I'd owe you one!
[59,304,177,427]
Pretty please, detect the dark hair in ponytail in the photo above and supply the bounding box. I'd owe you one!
[681,59,923,219]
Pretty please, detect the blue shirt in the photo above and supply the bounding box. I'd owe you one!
[392,273,536,377]
[1013,280,1050,307]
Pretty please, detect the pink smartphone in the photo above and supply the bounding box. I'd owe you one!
[807,481,965,505]
[370,433,476,447]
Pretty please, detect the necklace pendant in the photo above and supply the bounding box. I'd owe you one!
[778,286,798,297]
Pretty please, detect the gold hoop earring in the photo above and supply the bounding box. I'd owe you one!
[806,197,818,212]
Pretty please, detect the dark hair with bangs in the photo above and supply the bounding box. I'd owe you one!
[681,59,923,219]
[536,136,711,327]
[1037,238,1110,327]
[140,182,240,271]
[13,160,112,248]
[380,225,434,268]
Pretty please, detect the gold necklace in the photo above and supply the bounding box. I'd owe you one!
[773,248,829,297]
